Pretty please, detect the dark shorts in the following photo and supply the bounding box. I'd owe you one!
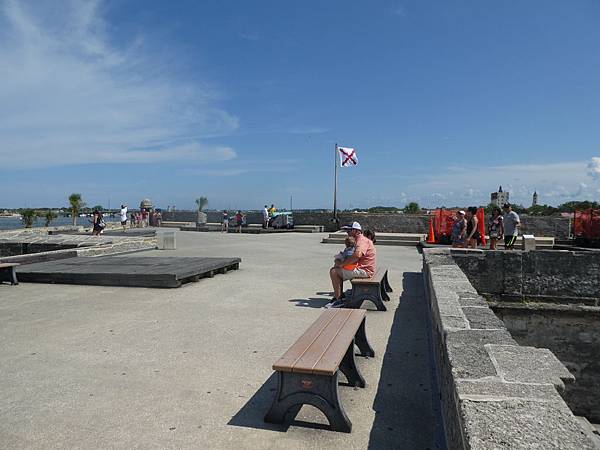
[504,235,518,248]
[121,220,127,225]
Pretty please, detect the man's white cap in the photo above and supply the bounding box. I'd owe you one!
[343,221,362,231]
[458,210,466,215]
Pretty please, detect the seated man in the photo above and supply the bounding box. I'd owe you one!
[328,221,376,308]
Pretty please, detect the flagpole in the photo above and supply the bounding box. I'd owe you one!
[333,143,338,225]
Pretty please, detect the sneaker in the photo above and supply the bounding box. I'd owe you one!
[328,299,346,308]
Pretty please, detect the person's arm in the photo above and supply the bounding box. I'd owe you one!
[499,218,504,238]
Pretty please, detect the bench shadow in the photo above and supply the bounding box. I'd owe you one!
[367,272,446,450]
[288,297,330,308]
[228,373,332,432]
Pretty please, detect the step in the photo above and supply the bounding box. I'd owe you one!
[321,237,421,246]
[326,232,426,243]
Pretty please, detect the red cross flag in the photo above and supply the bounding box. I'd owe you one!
[338,146,358,167]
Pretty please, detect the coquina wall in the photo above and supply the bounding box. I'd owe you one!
[162,211,572,238]
[422,248,597,449]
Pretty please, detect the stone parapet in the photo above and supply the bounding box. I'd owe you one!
[422,248,596,449]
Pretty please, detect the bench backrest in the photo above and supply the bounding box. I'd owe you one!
[0,263,20,269]
[350,267,386,285]
[273,309,366,376]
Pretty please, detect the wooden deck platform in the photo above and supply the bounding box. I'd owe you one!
[16,256,241,288]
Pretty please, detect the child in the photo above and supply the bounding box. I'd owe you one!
[327,236,357,308]
[334,236,358,270]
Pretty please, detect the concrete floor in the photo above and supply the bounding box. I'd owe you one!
[0,231,444,450]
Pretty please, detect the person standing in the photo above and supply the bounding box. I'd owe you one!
[119,204,128,232]
[262,205,269,229]
[488,207,504,250]
[465,207,480,248]
[92,209,104,236]
[451,210,467,248]
[234,210,244,233]
[268,204,276,227]
[502,203,520,250]
[222,210,229,233]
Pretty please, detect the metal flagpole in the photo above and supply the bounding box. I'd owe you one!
[333,143,338,224]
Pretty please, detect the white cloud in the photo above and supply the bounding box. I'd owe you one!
[588,157,600,181]
[0,0,239,169]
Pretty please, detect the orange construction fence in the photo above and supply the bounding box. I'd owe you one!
[574,209,600,241]
[427,208,486,246]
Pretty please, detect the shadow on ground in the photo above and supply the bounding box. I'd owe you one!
[367,272,446,450]
[228,373,332,432]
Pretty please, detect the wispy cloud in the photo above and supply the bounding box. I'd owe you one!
[180,158,300,177]
[0,0,239,169]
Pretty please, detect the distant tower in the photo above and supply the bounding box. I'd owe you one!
[532,191,538,207]
[491,186,509,208]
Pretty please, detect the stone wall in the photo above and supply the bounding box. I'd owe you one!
[493,302,600,422]
[162,211,571,237]
[422,248,597,449]
[452,250,600,302]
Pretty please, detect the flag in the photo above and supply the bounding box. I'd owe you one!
[338,146,358,167]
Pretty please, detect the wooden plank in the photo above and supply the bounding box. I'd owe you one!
[291,310,355,375]
[351,268,386,284]
[0,263,20,268]
[312,310,366,375]
[273,310,341,372]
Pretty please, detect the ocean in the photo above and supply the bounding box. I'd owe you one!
[0,216,120,230]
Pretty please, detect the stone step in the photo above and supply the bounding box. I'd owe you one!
[326,232,426,242]
[321,237,421,246]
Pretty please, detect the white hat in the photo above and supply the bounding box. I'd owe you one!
[458,210,466,215]
[342,221,362,231]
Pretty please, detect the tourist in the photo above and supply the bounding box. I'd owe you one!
[222,210,229,233]
[155,209,162,227]
[451,210,467,248]
[464,207,480,248]
[91,209,104,236]
[268,204,276,226]
[503,203,520,250]
[488,207,504,250]
[235,210,244,233]
[141,208,148,228]
[262,205,269,229]
[328,222,376,308]
[136,212,141,228]
[120,204,128,232]
[364,229,377,244]
[130,212,136,228]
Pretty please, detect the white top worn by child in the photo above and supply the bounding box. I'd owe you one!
[334,236,358,271]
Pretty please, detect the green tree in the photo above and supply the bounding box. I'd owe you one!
[91,205,103,212]
[44,210,58,227]
[403,202,421,214]
[68,193,85,225]
[558,200,600,212]
[195,197,208,211]
[21,209,38,228]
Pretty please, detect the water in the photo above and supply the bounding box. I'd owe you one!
[0,216,120,230]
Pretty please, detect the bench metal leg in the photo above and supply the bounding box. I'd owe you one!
[10,267,18,285]
[383,270,393,293]
[348,285,387,311]
[265,371,352,433]
[380,283,390,302]
[355,319,375,358]
[339,340,366,388]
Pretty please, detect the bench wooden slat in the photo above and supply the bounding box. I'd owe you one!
[312,311,365,375]
[351,267,385,285]
[272,309,341,373]
[291,310,354,375]
[0,263,20,268]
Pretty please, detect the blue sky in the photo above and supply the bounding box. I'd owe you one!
[1,0,600,210]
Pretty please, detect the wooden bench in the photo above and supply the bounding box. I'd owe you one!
[265,309,374,433]
[347,268,392,311]
[0,263,19,285]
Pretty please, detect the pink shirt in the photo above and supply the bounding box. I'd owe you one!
[355,233,376,277]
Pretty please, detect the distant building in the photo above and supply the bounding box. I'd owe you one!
[532,191,538,207]
[491,186,509,208]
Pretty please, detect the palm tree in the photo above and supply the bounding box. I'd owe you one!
[44,210,58,227]
[69,193,84,225]
[21,209,37,228]
[195,197,208,211]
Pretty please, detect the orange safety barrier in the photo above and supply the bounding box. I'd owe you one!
[476,208,487,247]
[427,218,436,243]
[574,209,600,240]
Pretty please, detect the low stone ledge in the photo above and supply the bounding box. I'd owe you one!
[423,248,597,449]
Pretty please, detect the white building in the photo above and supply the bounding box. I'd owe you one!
[491,186,509,208]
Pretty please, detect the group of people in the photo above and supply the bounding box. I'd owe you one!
[262,204,277,229]
[451,203,521,250]
[328,222,377,308]
[90,204,163,235]
[221,210,245,233]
